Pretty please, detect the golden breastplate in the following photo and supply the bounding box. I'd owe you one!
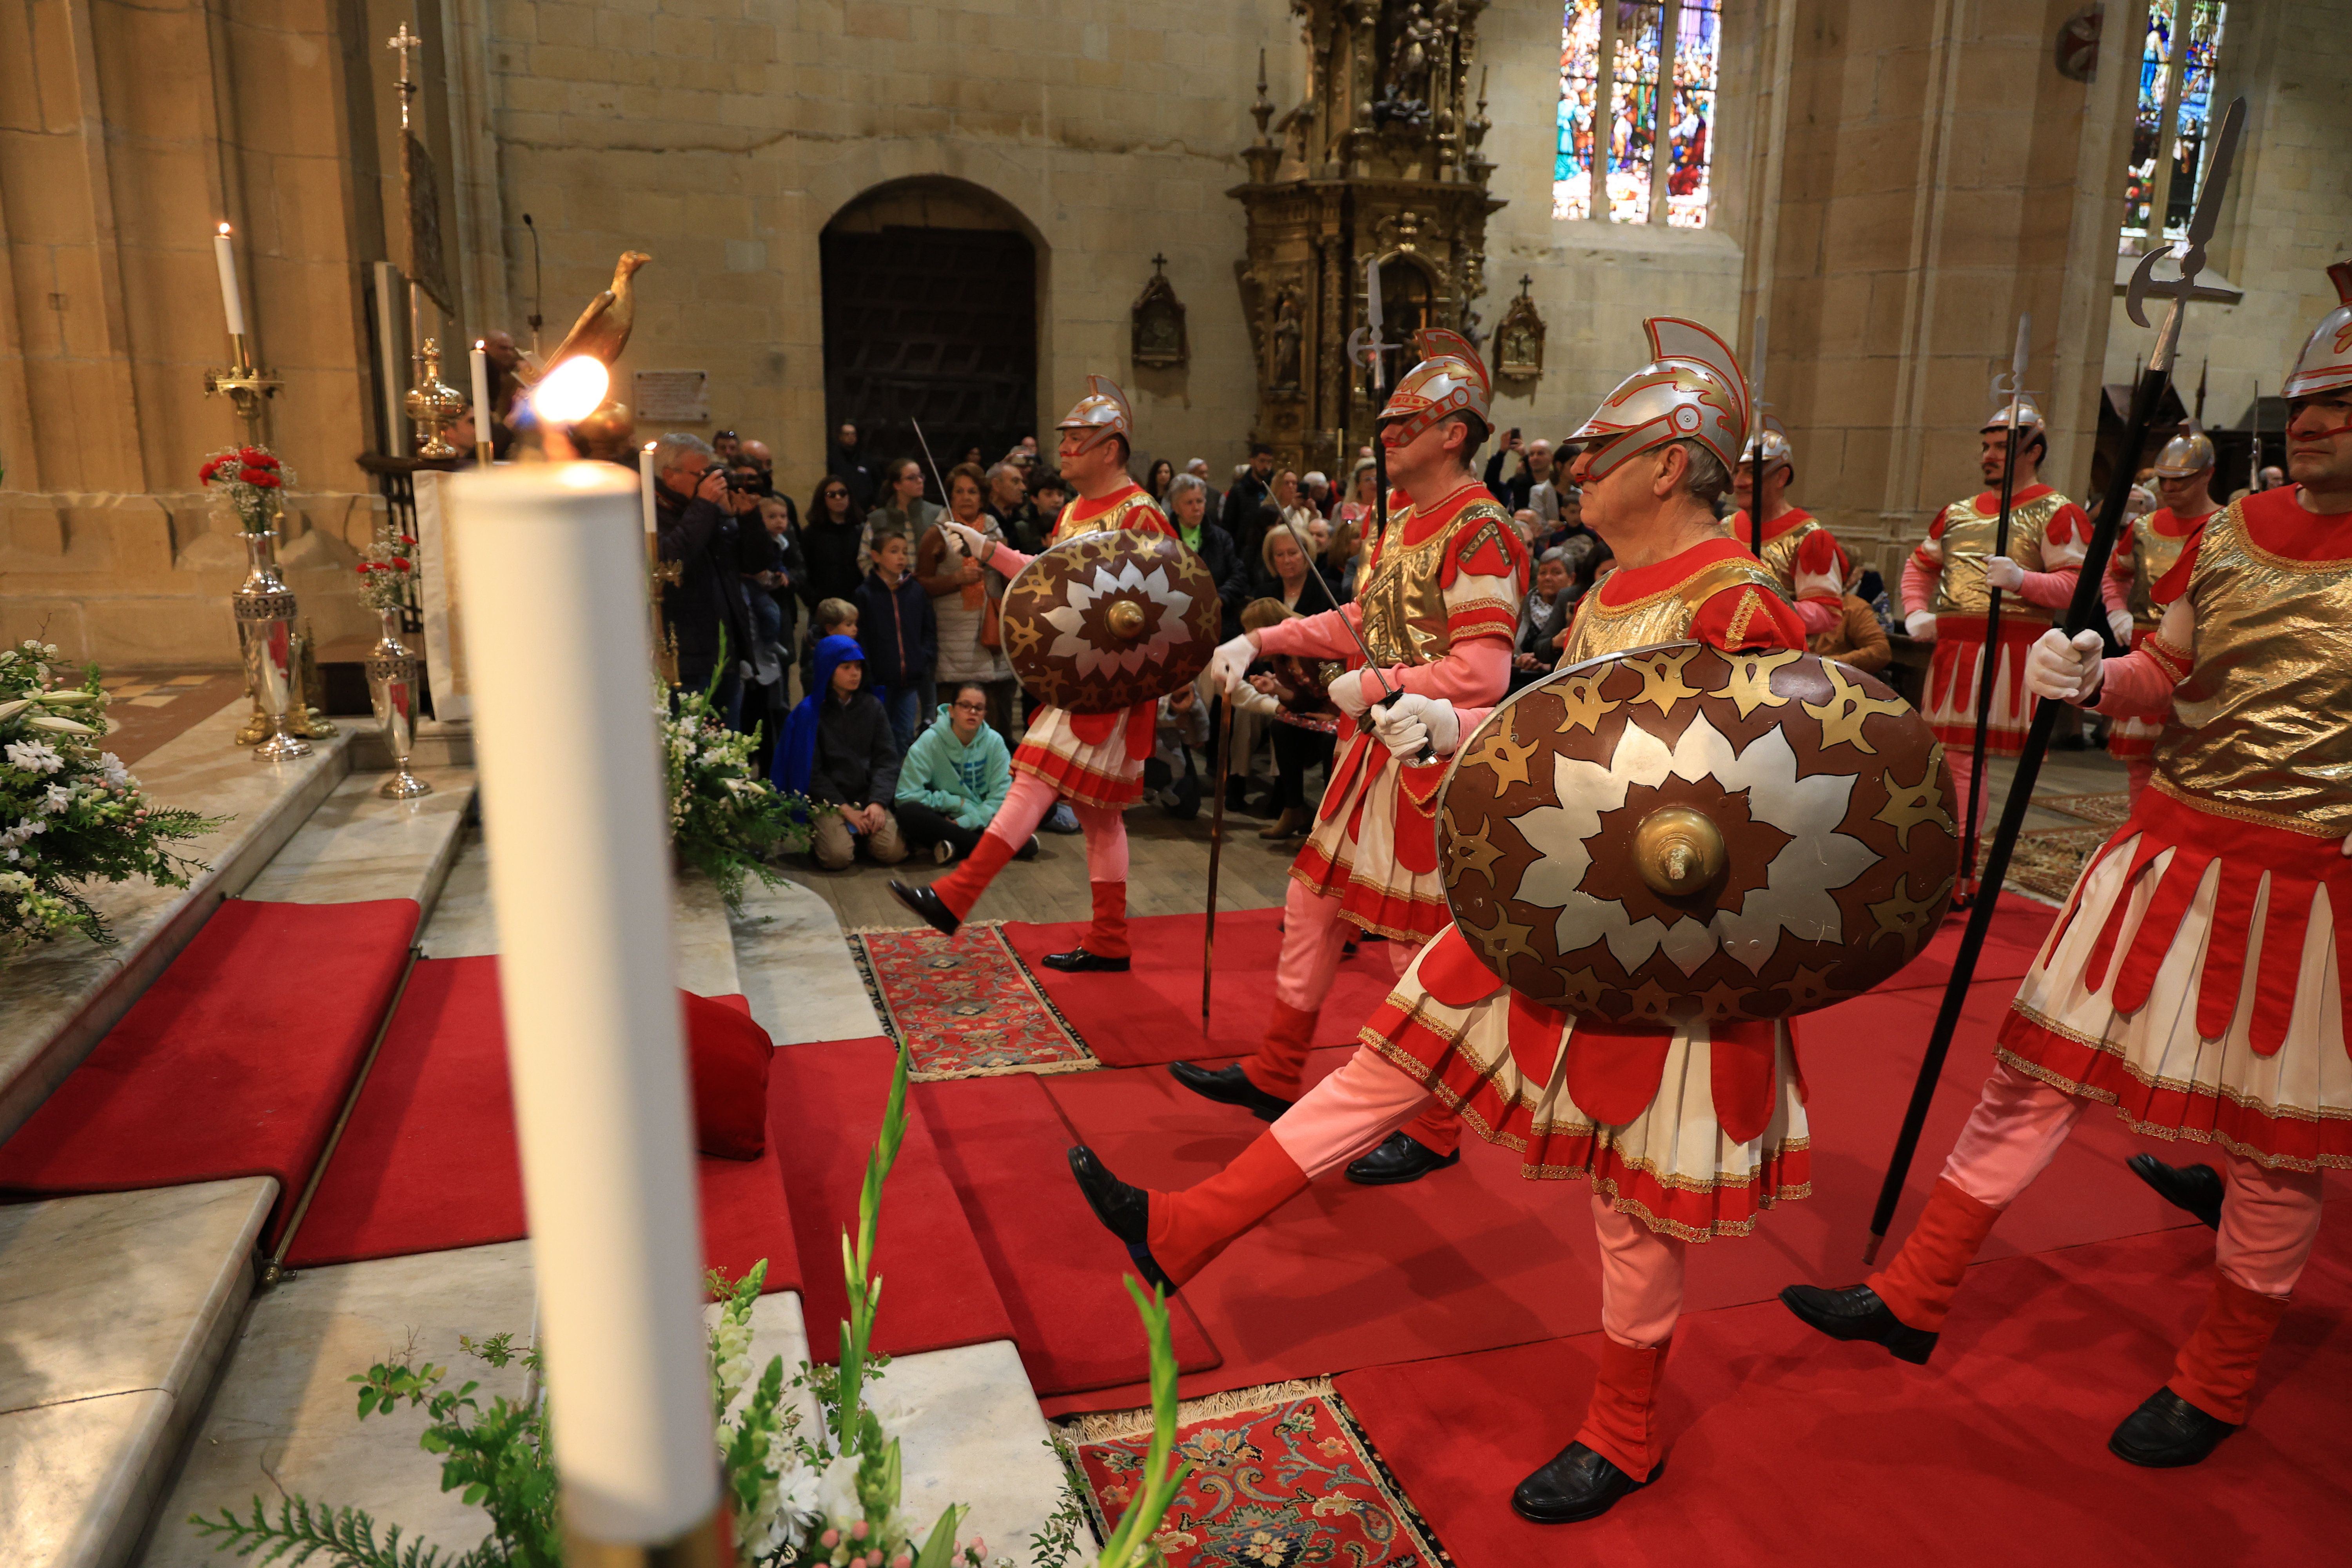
[1931,493,2067,615]
[1052,492,1165,544]
[2154,502,2352,837]
[1758,517,1827,595]
[2125,513,2199,628]
[1559,555,1786,666]
[1354,497,1514,668]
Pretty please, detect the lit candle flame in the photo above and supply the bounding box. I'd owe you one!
[530,356,611,424]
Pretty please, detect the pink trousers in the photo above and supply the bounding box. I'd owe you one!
[978,771,1129,882]
[1942,1061,2325,1298]
[1944,747,1993,864]
[1270,1047,1684,1346]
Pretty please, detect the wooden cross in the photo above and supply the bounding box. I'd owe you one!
[1518,274,1534,297]
[1151,253,1169,274]
[387,22,419,128]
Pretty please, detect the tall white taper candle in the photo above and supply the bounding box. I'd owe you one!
[446,463,719,1546]
[640,442,659,536]
[214,224,247,339]
[471,341,495,460]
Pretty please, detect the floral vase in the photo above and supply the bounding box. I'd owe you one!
[366,609,432,799]
[232,530,310,760]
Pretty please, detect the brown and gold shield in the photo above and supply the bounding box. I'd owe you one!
[1437,642,1958,1024]
[999,529,1220,715]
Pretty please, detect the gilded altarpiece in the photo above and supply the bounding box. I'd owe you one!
[1232,0,1505,475]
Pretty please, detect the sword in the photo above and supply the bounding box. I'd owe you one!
[1862,95,2246,1265]
[2249,377,2262,493]
[1748,313,1768,558]
[1201,699,1234,1024]
[1960,312,2032,902]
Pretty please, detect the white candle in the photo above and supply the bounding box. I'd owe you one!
[470,341,494,458]
[213,223,247,338]
[639,442,659,536]
[445,462,719,1546]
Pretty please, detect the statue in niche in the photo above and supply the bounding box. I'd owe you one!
[1395,3,1437,101]
[1131,256,1189,370]
[1269,290,1304,392]
[1494,276,1544,380]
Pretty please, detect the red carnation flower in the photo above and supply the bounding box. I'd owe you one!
[398,534,418,546]
[239,446,264,462]
[392,559,412,572]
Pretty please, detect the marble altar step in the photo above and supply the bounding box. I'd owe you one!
[0,705,352,1145]
[237,767,475,913]
[0,1178,277,1568]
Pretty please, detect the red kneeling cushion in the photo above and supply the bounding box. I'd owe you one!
[684,991,774,1160]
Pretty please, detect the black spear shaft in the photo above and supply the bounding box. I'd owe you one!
[1960,425,2024,899]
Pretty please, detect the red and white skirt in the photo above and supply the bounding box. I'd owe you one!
[1924,612,2046,756]
[1998,788,2352,1171]
[1290,731,1454,940]
[2105,625,2167,762]
[1360,928,1812,1241]
[1013,702,1150,810]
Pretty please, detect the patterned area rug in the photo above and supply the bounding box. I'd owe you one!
[1067,1379,1447,1568]
[2034,790,2132,826]
[2005,824,2112,904]
[848,923,1095,1080]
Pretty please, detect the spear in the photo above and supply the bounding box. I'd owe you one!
[1201,700,1232,1024]
[1748,312,1768,557]
[1862,95,2247,1264]
[1959,311,2032,902]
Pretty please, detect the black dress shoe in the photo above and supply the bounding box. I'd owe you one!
[1168,1060,1294,1122]
[1067,1145,1173,1294]
[1041,947,1130,973]
[1344,1131,1462,1186]
[2108,1387,2236,1467]
[1510,1441,1653,1524]
[1778,1282,1939,1365]
[888,880,960,936]
[2128,1153,2224,1230]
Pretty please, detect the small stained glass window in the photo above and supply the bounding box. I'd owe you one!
[1555,1,1721,230]
[2122,1,2227,243]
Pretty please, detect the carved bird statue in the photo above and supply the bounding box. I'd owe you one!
[539,250,651,374]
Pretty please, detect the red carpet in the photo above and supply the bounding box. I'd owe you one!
[913,1073,1221,1395]
[1881,893,2057,995]
[284,957,802,1294]
[0,899,419,1244]
[1337,1207,2352,1566]
[1034,977,2200,1416]
[771,1039,1017,1361]
[1002,907,1406,1067]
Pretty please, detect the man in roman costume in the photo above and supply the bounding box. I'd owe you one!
[1171,331,1524,1187]
[2103,427,2220,804]
[1781,261,2352,1469]
[1726,421,1851,623]
[889,377,1170,972]
[1073,320,1814,1524]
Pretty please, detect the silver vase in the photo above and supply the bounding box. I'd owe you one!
[233,530,310,760]
[366,608,432,799]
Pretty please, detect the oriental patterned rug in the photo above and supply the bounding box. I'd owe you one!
[2034,790,2133,826]
[1066,1379,1448,1568]
[848,923,1095,1081]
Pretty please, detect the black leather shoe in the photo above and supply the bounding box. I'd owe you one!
[1778,1282,1940,1365]
[888,880,960,936]
[2128,1153,2223,1230]
[1510,1441,1653,1524]
[1168,1060,1294,1122]
[1067,1145,1173,1294]
[2108,1387,2236,1467]
[1344,1131,1462,1186]
[1041,947,1130,973]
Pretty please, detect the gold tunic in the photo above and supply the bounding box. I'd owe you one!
[1559,553,1787,666]
[2120,508,2204,630]
[1050,488,1167,544]
[1929,492,2073,615]
[1353,494,1518,668]
[2153,498,2352,837]
[1726,511,1835,597]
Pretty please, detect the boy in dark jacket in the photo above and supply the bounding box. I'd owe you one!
[777,635,908,871]
[854,530,936,754]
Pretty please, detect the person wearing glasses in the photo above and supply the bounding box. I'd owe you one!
[895,681,1038,865]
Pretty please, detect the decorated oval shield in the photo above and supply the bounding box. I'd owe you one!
[999,529,1220,715]
[1437,642,1957,1024]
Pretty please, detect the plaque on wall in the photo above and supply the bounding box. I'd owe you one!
[1131,255,1189,370]
[634,370,709,422]
[1495,276,1546,381]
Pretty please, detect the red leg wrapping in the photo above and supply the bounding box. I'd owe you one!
[1144,1129,1311,1287]
[1866,1178,2002,1333]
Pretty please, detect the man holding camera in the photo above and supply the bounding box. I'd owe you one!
[653,433,763,712]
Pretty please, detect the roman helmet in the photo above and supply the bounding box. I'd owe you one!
[2153,427,2216,478]
[1570,318,1750,479]
[1742,417,1794,478]
[1981,394,2047,435]
[1377,328,1492,445]
[2283,258,2352,401]
[1056,374,1132,455]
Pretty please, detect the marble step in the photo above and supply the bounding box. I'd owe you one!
[0,706,351,1143]
[0,1178,277,1568]
[237,767,475,916]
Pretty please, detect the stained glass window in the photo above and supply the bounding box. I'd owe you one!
[1553,1,1720,230]
[2121,1,2227,242]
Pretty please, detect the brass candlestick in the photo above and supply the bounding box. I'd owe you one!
[205,334,282,447]
[405,338,466,460]
[649,537,683,688]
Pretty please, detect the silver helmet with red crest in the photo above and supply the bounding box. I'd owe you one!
[1571,318,1750,479]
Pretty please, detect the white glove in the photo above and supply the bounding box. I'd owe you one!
[1328,668,1377,720]
[1984,556,2026,592]
[2024,627,2104,704]
[1207,634,1256,697]
[2107,607,2136,647]
[1905,610,1938,642]
[1373,694,1461,759]
[940,519,995,564]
